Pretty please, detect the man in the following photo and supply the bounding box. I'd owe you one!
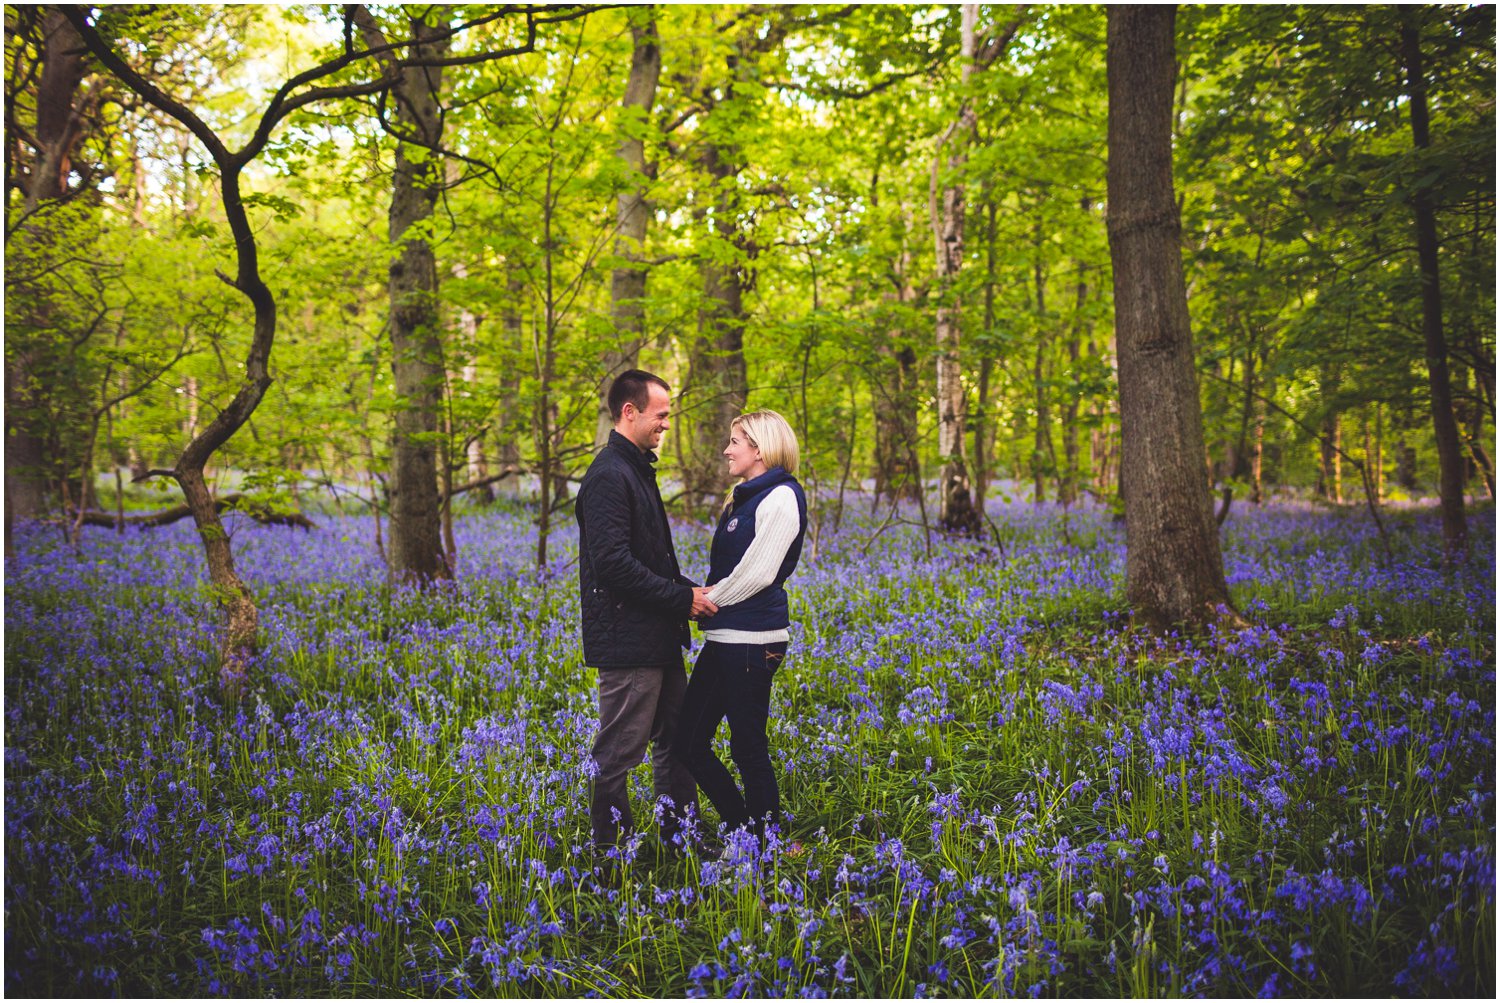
[576,369,717,852]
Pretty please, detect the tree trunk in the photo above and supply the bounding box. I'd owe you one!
[449,256,493,507]
[1400,14,1468,559]
[929,4,984,536]
[1031,225,1051,505]
[64,10,298,695]
[6,9,93,523]
[1250,396,1265,504]
[974,355,993,508]
[1106,4,1234,630]
[873,208,922,503]
[22,9,91,212]
[1060,243,1090,507]
[1396,435,1418,490]
[1324,417,1342,503]
[383,15,452,582]
[1228,334,1256,486]
[537,155,564,567]
[597,12,662,447]
[682,141,749,512]
[495,276,525,498]
[973,191,998,508]
[873,342,921,503]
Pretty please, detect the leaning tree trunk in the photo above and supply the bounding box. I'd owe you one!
[1400,14,1468,560]
[1106,4,1234,630]
[596,11,662,447]
[929,3,984,536]
[64,11,308,697]
[382,15,452,582]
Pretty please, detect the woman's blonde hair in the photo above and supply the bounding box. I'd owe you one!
[732,409,799,475]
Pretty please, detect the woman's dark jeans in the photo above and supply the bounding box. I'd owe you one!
[678,640,787,835]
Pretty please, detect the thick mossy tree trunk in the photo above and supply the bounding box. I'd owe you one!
[597,12,661,447]
[1106,5,1235,631]
[1400,13,1469,561]
[363,10,452,582]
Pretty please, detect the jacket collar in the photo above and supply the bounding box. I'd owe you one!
[732,466,792,505]
[608,429,657,469]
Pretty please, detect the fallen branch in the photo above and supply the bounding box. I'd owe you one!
[73,494,315,530]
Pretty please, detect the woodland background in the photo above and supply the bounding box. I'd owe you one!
[4,7,1495,996]
[5,3,1494,611]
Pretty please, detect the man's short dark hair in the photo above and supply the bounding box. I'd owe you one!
[608,369,670,421]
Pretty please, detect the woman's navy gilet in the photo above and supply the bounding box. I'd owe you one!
[704,467,807,632]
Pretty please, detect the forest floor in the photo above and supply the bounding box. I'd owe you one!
[4,498,1493,996]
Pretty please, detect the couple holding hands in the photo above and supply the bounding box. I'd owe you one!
[576,369,806,855]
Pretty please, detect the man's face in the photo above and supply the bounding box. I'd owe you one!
[621,383,672,451]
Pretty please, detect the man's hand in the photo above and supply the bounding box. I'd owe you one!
[689,587,719,619]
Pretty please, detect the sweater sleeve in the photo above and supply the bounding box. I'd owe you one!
[705,486,799,608]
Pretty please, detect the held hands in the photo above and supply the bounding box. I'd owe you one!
[689,586,719,620]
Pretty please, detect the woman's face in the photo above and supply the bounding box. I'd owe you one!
[723,427,767,481]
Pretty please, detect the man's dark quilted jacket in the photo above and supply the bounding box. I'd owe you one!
[575,430,695,668]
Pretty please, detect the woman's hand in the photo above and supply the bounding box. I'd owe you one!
[689,586,719,619]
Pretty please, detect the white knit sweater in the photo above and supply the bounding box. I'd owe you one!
[703,484,800,644]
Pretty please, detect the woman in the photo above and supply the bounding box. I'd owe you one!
[678,409,807,841]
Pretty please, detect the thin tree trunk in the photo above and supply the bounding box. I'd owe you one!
[1060,235,1090,507]
[450,256,493,506]
[930,4,984,536]
[975,356,993,508]
[873,204,922,503]
[1106,4,1234,630]
[1400,13,1468,559]
[1396,434,1417,490]
[1455,364,1495,498]
[1228,330,1256,488]
[537,157,562,567]
[1319,409,1343,504]
[495,277,525,498]
[1250,396,1265,503]
[1031,222,1051,505]
[974,190,998,509]
[461,362,492,504]
[597,11,661,447]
